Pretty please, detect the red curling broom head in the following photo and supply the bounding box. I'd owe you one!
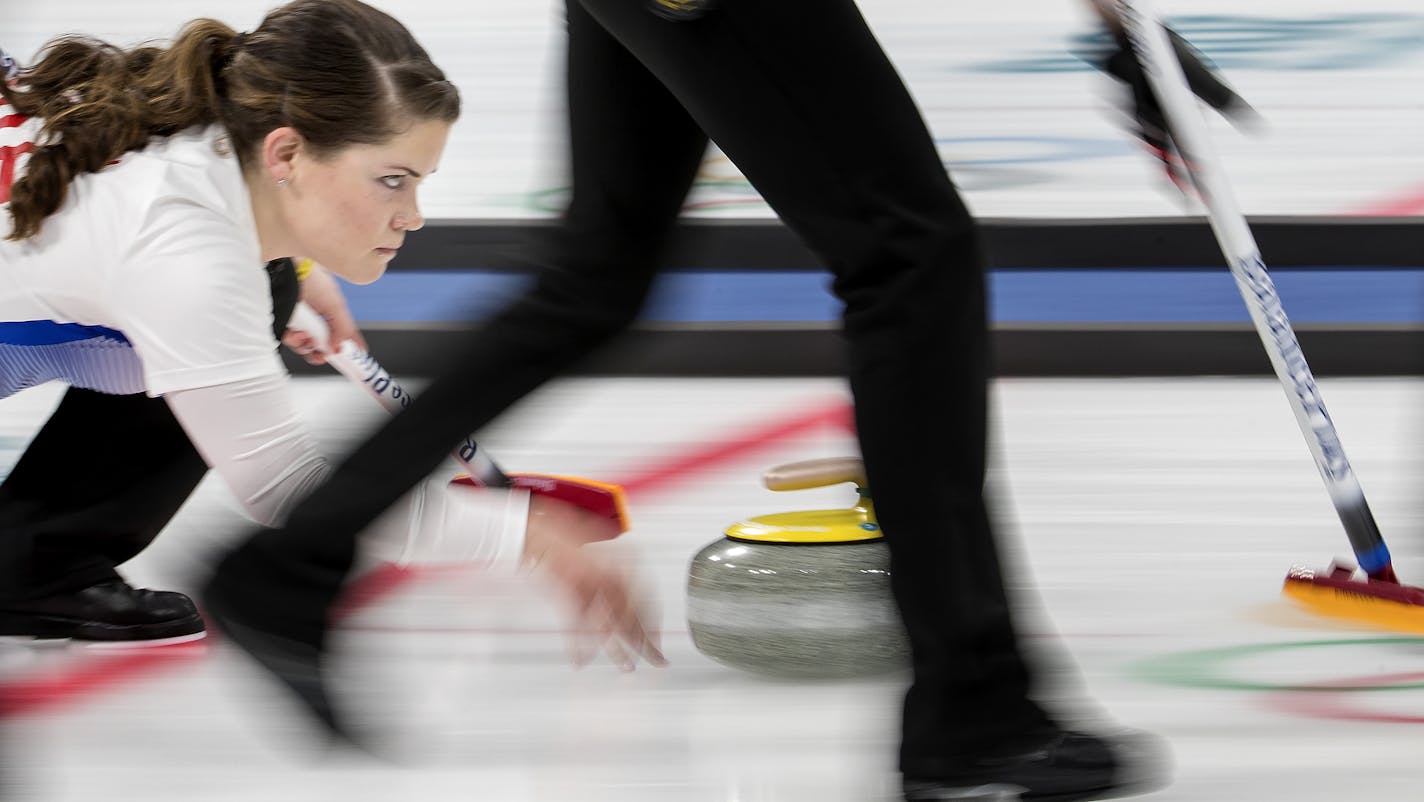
[1282,562,1424,635]
[450,473,630,538]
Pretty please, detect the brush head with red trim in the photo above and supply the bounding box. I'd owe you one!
[450,473,630,539]
[1282,562,1424,635]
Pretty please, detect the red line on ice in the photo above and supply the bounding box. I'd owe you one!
[0,398,854,718]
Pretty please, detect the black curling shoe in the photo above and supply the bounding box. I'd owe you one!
[902,729,1170,801]
[0,579,205,642]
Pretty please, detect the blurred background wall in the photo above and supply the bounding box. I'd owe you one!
[7,0,1422,374]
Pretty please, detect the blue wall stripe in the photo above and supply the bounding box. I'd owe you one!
[340,269,1424,325]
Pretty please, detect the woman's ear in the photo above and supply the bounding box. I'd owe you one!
[261,127,304,185]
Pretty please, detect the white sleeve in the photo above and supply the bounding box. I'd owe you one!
[164,373,528,569]
[111,199,282,396]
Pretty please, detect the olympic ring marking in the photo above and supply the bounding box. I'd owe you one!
[1131,637,1424,693]
[975,13,1424,73]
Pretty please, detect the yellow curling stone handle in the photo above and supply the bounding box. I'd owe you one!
[763,456,867,492]
[725,457,881,545]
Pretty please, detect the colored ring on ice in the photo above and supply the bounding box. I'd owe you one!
[1265,672,1424,724]
[1132,637,1424,692]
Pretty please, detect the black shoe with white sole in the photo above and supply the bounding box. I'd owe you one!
[902,730,1170,801]
[0,579,205,643]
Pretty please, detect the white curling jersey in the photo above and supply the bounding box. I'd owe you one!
[0,102,281,399]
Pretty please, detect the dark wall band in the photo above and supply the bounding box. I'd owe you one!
[284,217,1424,378]
[392,217,1423,271]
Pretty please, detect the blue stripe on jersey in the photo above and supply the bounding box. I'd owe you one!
[0,335,145,398]
[0,320,131,346]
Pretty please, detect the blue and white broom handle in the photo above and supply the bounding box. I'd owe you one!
[1115,0,1393,579]
[287,302,510,488]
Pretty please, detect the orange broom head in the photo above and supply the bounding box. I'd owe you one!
[1282,563,1424,635]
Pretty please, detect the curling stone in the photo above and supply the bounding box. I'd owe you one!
[686,457,909,679]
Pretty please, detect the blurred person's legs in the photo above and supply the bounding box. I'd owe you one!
[554,3,1154,795]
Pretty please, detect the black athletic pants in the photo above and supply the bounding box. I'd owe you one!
[0,259,299,601]
[218,0,1053,775]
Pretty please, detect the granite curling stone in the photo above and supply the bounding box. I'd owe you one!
[686,457,909,678]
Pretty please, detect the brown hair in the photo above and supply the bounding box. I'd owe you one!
[2,0,460,241]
